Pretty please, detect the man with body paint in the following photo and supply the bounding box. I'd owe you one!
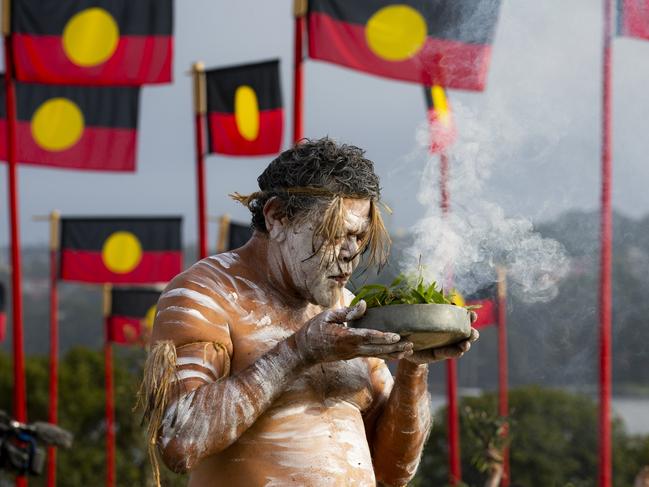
[140,138,479,486]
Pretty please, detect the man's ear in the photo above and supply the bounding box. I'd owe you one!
[263,197,288,240]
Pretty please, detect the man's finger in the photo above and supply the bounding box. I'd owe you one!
[325,300,367,324]
[433,342,469,360]
[376,349,415,361]
[342,327,401,344]
[358,341,413,357]
[469,328,480,342]
[345,300,367,321]
[470,311,478,324]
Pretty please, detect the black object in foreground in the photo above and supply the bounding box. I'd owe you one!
[0,410,73,476]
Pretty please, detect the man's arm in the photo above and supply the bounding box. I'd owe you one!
[370,361,432,487]
[369,327,480,486]
[159,334,307,472]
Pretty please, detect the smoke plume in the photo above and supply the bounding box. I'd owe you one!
[401,100,570,303]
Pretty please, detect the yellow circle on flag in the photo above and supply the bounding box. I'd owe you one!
[234,85,260,141]
[62,7,119,67]
[101,231,143,274]
[449,290,465,307]
[365,5,427,61]
[143,305,157,330]
[31,98,84,151]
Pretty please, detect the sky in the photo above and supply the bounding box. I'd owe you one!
[1,0,648,251]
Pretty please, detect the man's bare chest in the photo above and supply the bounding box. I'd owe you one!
[229,306,374,411]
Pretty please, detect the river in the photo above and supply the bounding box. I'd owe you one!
[429,395,649,435]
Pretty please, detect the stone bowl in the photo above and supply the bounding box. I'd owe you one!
[350,303,472,351]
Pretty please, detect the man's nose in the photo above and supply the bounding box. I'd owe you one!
[339,237,359,262]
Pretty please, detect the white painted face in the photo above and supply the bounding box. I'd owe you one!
[278,198,371,308]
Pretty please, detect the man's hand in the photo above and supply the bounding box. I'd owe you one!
[404,311,480,365]
[294,300,414,365]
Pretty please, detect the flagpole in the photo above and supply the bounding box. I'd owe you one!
[47,210,60,487]
[599,0,613,486]
[3,4,29,486]
[440,151,461,485]
[192,61,208,259]
[216,214,231,253]
[497,266,509,487]
[292,0,306,143]
[103,284,116,487]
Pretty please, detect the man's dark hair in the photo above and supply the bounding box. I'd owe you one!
[249,137,381,231]
[231,137,390,268]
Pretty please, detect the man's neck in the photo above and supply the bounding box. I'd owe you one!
[238,232,317,314]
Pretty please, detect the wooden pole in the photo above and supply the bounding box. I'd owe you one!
[497,267,509,487]
[103,284,115,487]
[292,0,306,143]
[216,214,231,253]
[193,61,208,259]
[599,0,613,485]
[46,210,60,487]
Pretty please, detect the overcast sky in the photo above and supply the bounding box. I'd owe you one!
[1,0,648,250]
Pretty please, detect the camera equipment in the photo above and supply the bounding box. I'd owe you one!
[0,410,73,476]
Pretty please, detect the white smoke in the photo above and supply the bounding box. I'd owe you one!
[401,101,570,303]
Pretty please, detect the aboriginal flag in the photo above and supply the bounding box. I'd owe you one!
[0,282,5,342]
[466,284,498,329]
[424,85,456,153]
[60,217,182,284]
[106,287,161,344]
[206,60,283,156]
[12,0,173,85]
[308,0,501,91]
[0,79,139,171]
[617,0,649,41]
[227,221,253,251]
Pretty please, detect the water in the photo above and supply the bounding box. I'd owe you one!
[430,395,649,435]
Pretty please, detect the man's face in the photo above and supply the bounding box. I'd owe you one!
[279,198,371,308]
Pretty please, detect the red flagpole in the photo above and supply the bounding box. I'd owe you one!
[497,267,510,487]
[3,13,28,486]
[46,210,60,487]
[293,0,306,143]
[599,0,613,486]
[103,285,116,487]
[440,152,462,484]
[193,61,208,260]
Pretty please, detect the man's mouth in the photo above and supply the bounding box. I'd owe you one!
[328,273,351,285]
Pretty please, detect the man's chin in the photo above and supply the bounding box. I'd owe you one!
[311,284,343,308]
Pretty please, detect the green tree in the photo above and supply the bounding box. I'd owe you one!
[415,387,649,486]
[0,348,186,486]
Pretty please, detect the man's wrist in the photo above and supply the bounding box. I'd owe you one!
[396,359,429,386]
[281,333,314,371]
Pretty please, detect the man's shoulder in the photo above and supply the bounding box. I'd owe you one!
[170,252,241,295]
[160,252,254,319]
[152,253,249,348]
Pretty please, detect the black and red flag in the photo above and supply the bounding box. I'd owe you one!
[59,217,182,284]
[106,287,161,345]
[206,60,283,156]
[11,0,173,85]
[424,85,456,153]
[0,282,5,342]
[308,0,502,91]
[227,221,253,251]
[617,0,649,41]
[0,79,139,171]
[466,284,498,329]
